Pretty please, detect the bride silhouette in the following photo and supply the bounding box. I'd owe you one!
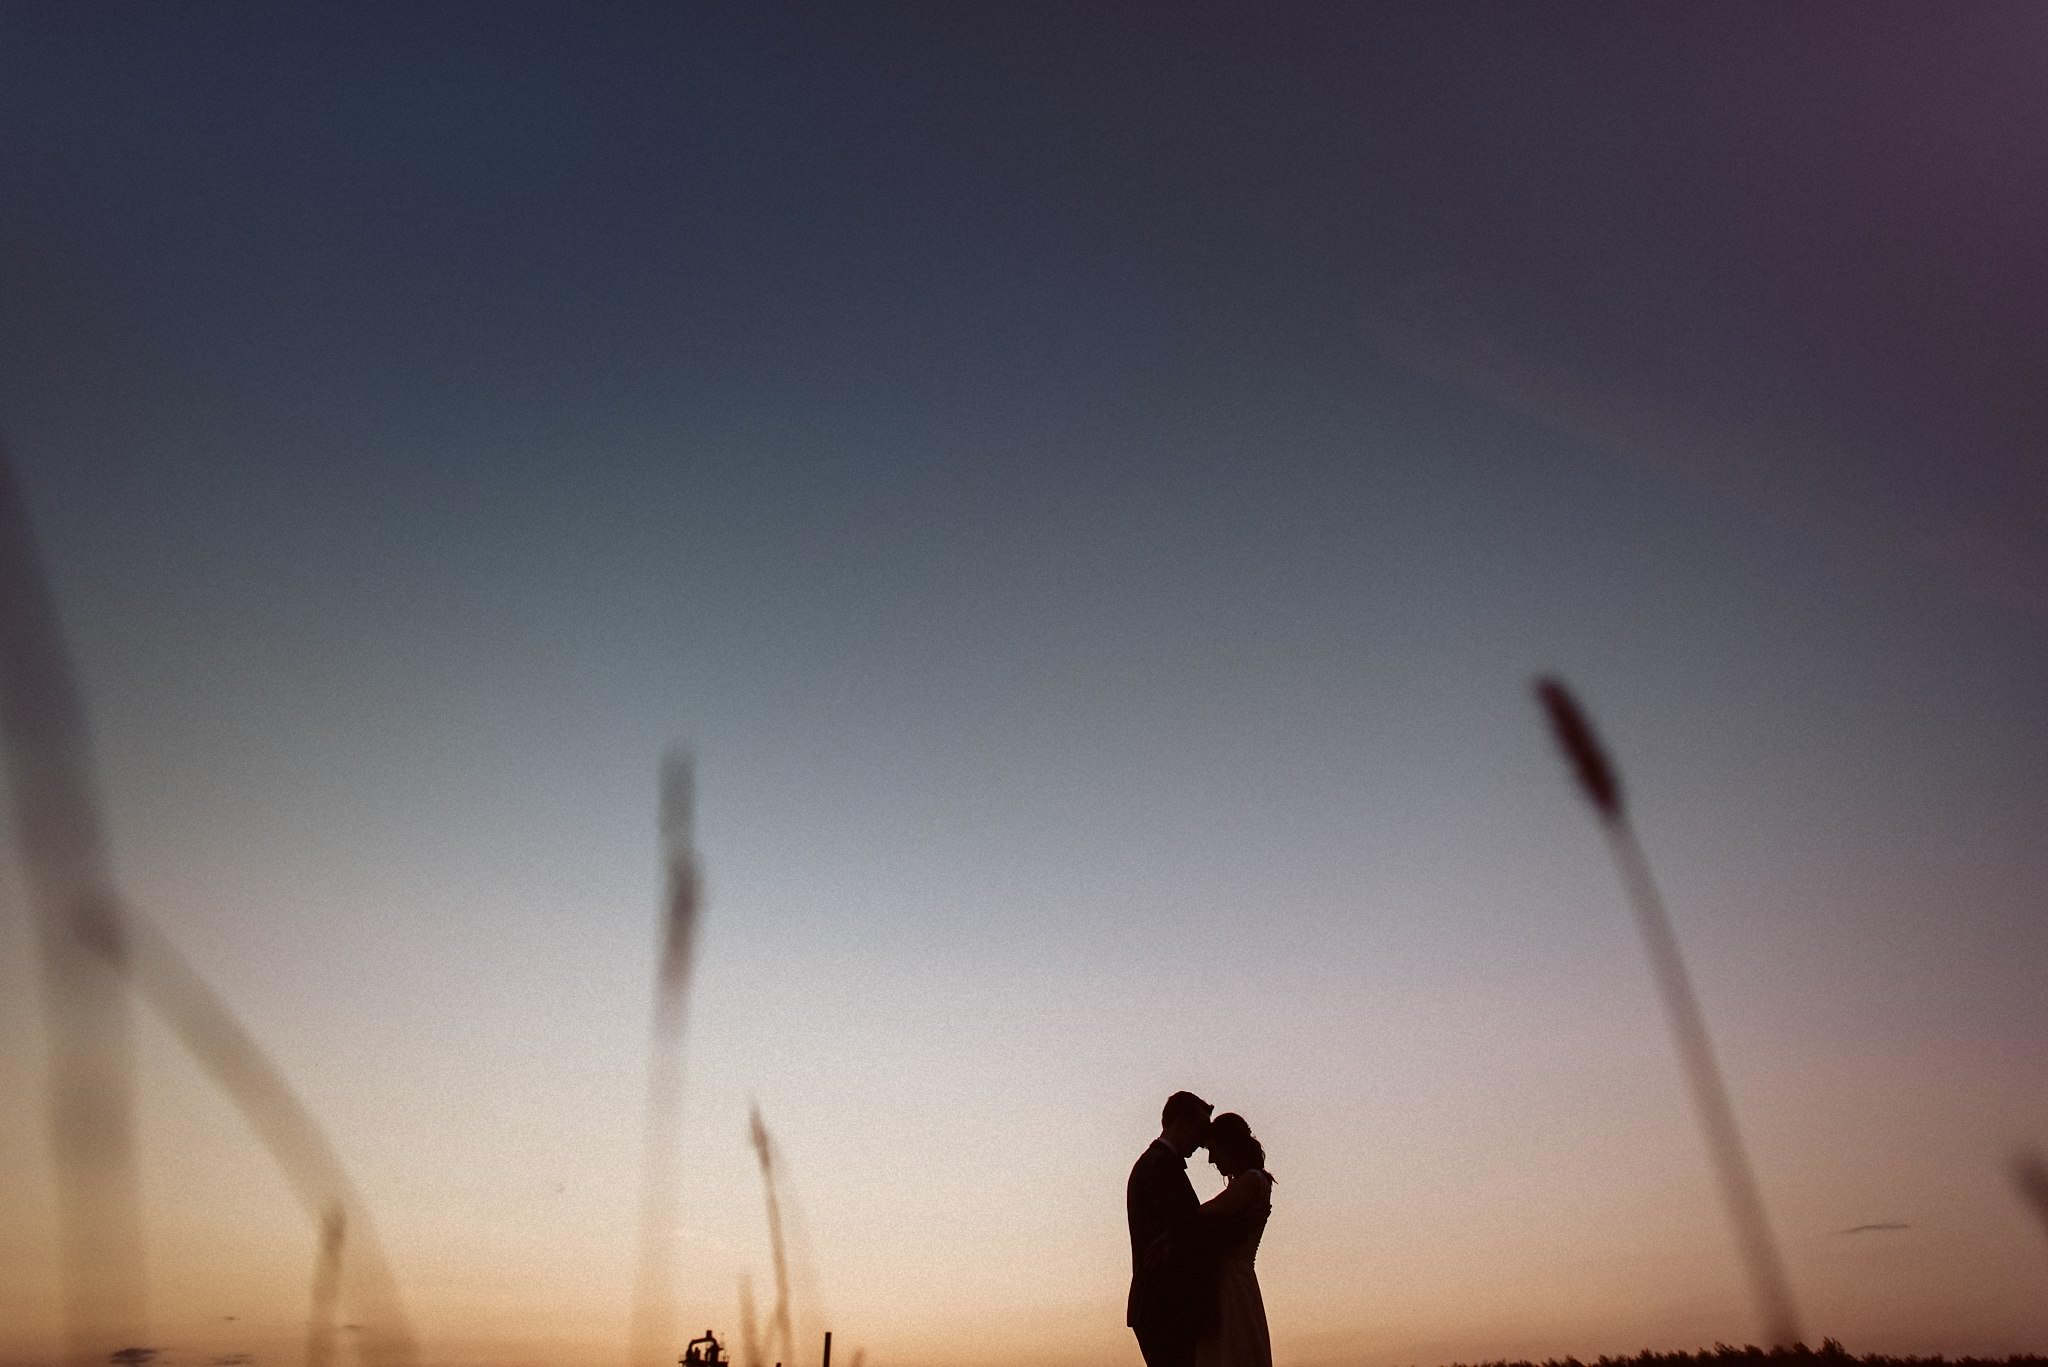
[1194,1113,1274,1367]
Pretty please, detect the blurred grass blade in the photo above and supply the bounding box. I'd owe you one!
[749,1106,795,1367]
[306,1204,345,1367]
[72,734,417,1352]
[1,434,415,1365]
[122,914,417,1366]
[737,1274,763,1367]
[1534,676,1802,1347]
[2015,1149,2048,1252]
[630,750,703,1365]
[0,434,149,1362]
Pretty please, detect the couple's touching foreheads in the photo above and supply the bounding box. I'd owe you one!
[1125,1091,1274,1367]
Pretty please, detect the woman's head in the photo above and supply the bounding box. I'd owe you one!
[1204,1112,1266,1177]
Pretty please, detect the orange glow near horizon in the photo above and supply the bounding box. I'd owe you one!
[4,865,2046,1367]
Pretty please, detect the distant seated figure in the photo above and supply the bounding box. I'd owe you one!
[1127,1090,1215,1367]
[681,1330,728,1367]
[1194,1113,1273,1367]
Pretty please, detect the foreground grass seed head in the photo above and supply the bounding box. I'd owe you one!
[1535,676,1623,820]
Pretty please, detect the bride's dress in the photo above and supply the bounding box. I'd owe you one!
[1195,1169,1273,1367]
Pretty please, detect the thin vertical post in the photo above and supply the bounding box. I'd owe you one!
[821,1331,832,1367]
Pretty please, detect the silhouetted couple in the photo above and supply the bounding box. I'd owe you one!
[1126,1091,1274,1367]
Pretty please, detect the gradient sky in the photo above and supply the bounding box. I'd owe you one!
[2,5,2046,1366]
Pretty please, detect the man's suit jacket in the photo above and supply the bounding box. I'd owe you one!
[1126,1139,1200,1330]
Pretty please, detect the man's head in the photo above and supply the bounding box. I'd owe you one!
[1159,1090,1213,1158]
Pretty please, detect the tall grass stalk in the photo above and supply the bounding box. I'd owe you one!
[0,437,147,1362]
[0,435,418,1364]
[749,1106,797,1367]
[630,752,703,1365]
[1535,678,1803,1348]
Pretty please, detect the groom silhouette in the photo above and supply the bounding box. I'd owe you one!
[1126,1090,1214,1367]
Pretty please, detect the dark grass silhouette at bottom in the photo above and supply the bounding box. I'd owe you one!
[1437,1343,2047,1367]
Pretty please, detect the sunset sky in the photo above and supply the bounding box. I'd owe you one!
[2,5,2046,1366]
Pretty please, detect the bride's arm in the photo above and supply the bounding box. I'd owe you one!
[1199,1171,1268,1223]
